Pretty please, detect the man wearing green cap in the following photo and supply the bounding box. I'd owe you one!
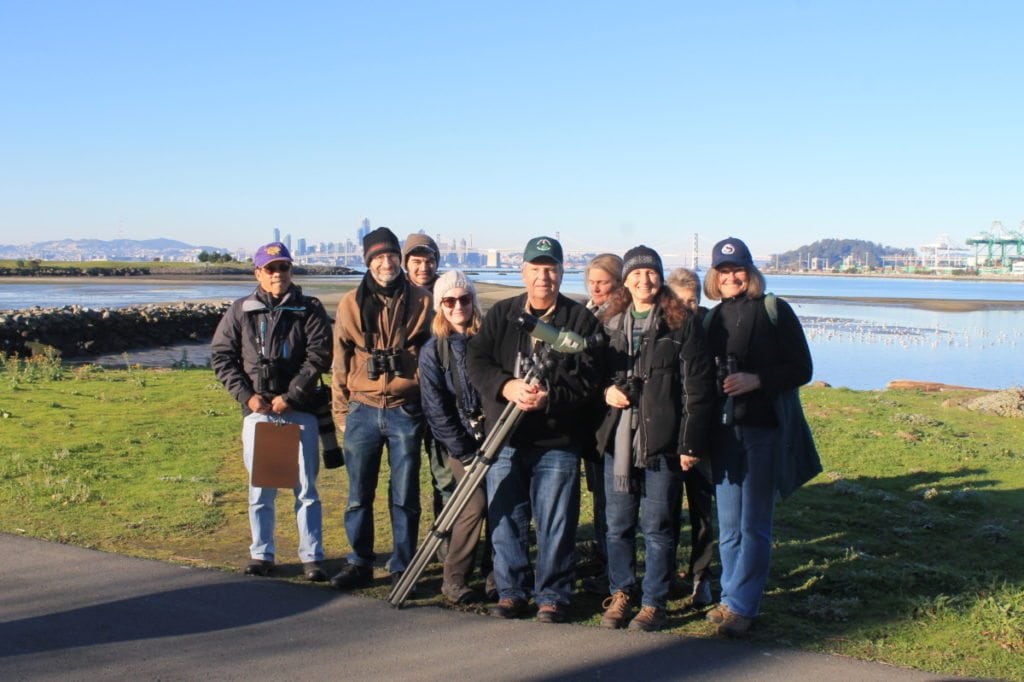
[467,235,604,623]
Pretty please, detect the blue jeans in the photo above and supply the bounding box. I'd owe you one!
[603,452,682,609]
[713,425,777,618]
[242,410,323,563]
[486,444,580,606]
[342,401,423,574]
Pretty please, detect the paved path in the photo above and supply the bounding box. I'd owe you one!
[1,534,952,681]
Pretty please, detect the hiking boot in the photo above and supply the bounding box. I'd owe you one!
[489,597,528,619]
[244,559,273,577]
[717,610,754,638]
[691,577,713,608]
[705,603,731,625]
[303,562,327,582]
[600,591,632,629]
[329,563,373,590]
[628,605,667,632]
[536,603,568,624]
[442,582,477,605]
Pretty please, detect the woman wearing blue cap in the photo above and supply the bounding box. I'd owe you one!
[702,237,819,637]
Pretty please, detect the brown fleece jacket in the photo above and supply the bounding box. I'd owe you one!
[332,281,433,430]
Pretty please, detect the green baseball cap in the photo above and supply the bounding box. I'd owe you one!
[523,236,563,264]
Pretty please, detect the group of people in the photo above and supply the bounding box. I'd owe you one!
[211,228,819,638]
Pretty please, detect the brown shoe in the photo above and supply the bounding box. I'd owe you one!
[717,610,753,637]
[489,597,528,619]
[536,603,568,624]
[600,591,632,629]
[705,604,731,625]
[628,605,667,632]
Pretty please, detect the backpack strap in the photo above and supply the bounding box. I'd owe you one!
[703,293,778,332]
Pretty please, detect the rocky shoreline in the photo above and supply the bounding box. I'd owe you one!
[0,302,230,358]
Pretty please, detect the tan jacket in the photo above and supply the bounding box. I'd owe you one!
[332,280,433,430]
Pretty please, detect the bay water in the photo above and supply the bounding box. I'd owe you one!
[3,273,1022,390]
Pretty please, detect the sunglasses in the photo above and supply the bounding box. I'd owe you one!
[440,294,473,309]
[263,262,292,273]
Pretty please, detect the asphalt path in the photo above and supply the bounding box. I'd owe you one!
[0,534,956,681]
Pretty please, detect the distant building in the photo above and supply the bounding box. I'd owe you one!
[486,249,501,268]
[297,238,307,256]
[273,227,281,243]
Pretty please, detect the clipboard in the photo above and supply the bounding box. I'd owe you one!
[252,421,301,488]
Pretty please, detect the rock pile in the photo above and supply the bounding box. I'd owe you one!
[0,302,231,358]
[963,388,1024,418]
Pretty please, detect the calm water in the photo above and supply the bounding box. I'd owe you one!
[4,274,1023,390]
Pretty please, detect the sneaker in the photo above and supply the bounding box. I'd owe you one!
[628,605,667,632]
[303,562,327,582]
[489,597,528,619]
[691,577,713,608]
[244,559,273,576]
[329,563,373,590]
[600,591,632,629]
[705,603,732,624]
[536,603,568,624]
[717,610,754,638]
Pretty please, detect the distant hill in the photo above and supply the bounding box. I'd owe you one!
[0,238,227,261]
[770,238,914,270]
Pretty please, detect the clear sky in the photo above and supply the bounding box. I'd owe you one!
[2,1,1022,260]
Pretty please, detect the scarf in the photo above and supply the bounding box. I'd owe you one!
[612,302,658,492]
[355,270,407,350]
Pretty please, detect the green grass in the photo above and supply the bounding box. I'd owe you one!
[1,361,1021,680]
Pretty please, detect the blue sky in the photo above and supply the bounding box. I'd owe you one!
[2,1,1022,260]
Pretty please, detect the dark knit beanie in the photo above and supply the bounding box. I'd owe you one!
[622,245,664,281]
[363,227,402,265]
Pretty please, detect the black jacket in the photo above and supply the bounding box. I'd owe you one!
[210,284,333,415]
[706,294,812,427]
[467,292,603,450]
[595,307,715,457]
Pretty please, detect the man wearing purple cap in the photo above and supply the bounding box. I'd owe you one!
[330,227,434,590]
[211,241,333,581]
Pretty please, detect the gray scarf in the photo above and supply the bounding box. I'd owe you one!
[611,304,655,492]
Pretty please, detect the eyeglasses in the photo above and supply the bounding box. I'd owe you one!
[440,294,473,309]
[263,262,292,273]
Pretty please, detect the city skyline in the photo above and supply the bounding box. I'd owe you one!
[2,3,1023,258]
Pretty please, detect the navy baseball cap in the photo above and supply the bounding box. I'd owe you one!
[711,237,754,269]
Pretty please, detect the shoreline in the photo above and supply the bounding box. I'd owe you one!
[3,276,1023,314]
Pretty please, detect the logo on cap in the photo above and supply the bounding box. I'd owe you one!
[535,239,552,252]
[721,244,735,255]
[266,245,282,256]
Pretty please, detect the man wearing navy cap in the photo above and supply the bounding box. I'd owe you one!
[211,241,333,581]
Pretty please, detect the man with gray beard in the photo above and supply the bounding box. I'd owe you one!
[330,227,434,589]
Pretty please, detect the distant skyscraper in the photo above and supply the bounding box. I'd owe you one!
[297,238,306,256]
[284,234,292,252]
[273,227,281,243]
[357,218,371,244]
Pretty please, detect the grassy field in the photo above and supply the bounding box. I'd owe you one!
[1,356,1021,680]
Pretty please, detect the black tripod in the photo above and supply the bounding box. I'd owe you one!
[387,345,557,608]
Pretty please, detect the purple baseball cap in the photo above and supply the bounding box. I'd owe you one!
[254,242,292,268]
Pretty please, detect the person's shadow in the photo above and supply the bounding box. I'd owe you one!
[0,579,328,657]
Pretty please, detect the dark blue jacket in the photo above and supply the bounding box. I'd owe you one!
[419,333,483,460]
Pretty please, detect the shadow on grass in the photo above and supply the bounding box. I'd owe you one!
[759,466,1023,653]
